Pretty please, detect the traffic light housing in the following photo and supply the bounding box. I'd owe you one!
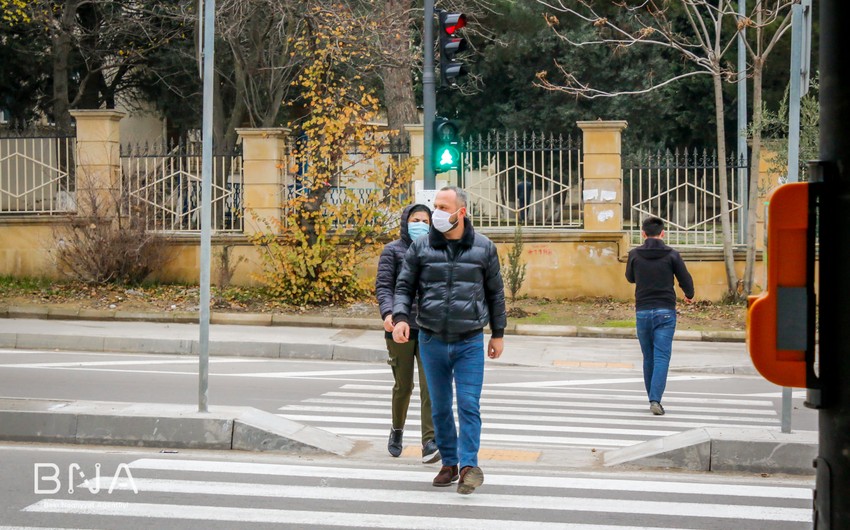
[438,10,468,87]
[747,182,817,388]
[433,117,461,174]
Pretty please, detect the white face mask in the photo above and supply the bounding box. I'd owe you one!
[432,208,460,233]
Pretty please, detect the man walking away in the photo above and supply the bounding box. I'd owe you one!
[625,216,694,415]
[392,186,507,495]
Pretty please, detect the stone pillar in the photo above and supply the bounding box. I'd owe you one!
[236,128,289,235]
[577,120,628,231]
[70,109,125,218]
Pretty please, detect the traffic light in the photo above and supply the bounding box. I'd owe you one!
[438,10,468,87]
[747,182,817,388]
[433,117,461,174]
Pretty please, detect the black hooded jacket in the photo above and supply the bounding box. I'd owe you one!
[375,204,431,339]
[625,237,695,311]
[392,218,507,342]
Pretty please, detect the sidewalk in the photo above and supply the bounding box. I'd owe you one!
[0,305,750,374]
[0,308,817,475]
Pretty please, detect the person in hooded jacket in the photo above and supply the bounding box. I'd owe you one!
[626,216,695,416]
[375,203,440,463]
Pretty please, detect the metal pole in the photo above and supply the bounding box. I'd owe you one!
[198,0,215,413]
[423,0,436,190]
[787,2,803,183]
[780,386,792,433]
[737,0,748,243]
[815,1,850,527]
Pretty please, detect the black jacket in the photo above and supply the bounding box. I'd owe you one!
[375,205,428,338]
[393,218,507,342]
[625,237,695,311]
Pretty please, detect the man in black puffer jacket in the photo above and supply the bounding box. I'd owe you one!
[392,186,506,496]
[375,204,438,463]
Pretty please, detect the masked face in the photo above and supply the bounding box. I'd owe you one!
[432,208,460,233]
[407,220,430,240]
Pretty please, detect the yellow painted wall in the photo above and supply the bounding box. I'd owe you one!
[0,221,771,302]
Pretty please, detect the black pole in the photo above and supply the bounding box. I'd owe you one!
[814,1,850,528]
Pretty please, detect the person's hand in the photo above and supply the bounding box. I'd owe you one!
[487,337,504,359]
[684,297,694,304]
[392,321,410,343]
[383,314,394,333]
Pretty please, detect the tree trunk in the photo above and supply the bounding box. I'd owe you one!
[380,0,418,137]
[51,31,73,134]
[713,68,739,297]
[743,59,765,295]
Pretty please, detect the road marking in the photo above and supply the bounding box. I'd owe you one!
[277,405,778,429]
[230,368,388,378]
[341,384,776,406]
[318,392,778,415]
[299,399,779,423]
[22,500,664,530]
[276,414,678,437]
[127,459,811,499]
[488,375,727,388]
[84,477,810,522]
[0,358,256,369]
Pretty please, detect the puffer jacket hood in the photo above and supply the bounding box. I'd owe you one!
[399,203,432,245]
[375,204,432,325]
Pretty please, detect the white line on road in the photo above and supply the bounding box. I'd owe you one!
[126,458,812,499]
[22,500,665,530]
[87,477,810,522]
[488,375,727,388]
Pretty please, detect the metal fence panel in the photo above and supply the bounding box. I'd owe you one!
[0,133,76,214]
[624,149,746,247]
[121,142,243,233]
[461,131,582,229]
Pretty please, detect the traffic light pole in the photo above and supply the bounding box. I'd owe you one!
[422,0,436,190]
[814,1,850,527]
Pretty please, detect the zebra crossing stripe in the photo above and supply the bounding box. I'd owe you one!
[126,459,811,499]
[88,477,810,522]
[319,392,778,415]
[276,414,679,437]
[325,427,635,446]
[21,500,663,530]
[298,399,780,423]
[277,404,778,428]
[340,384,777,407]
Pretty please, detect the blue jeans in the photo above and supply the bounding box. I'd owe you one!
[636,309,677,403]
[418,331,484,469]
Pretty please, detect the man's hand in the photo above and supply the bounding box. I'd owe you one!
[684,297,695,304]
[392,321,410,343]
[487,337,504,359]
[383,314,394,333]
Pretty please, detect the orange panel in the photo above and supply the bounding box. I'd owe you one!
[747,183,809,388]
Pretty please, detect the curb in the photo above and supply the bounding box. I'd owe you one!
[0,305,747,343]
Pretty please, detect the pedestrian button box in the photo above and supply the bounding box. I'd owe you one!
[747,183,812,388]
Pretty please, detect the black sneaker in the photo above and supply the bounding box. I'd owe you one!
[421,439,441,464]
[650,401,665,415]
[388,428,403,457]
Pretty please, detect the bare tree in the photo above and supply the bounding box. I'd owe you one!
[534,0,790,299]
[738,1,793,294]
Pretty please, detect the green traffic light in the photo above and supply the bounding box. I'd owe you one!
[439,148,454,166]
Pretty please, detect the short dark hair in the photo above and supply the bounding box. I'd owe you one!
[642,216,664,237]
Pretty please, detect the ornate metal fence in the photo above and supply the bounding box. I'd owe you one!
[624,149,747,247]
[121,142,243,233]
[461,131,582,229]
[0,131,76,214]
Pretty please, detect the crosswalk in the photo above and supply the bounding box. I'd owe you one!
[277,376,782,451]
[17,457,811,529]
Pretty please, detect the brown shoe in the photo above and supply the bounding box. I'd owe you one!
[457,466,484,495]
[432,465,459,487]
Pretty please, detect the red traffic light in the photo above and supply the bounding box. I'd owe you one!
[441,13,466,34]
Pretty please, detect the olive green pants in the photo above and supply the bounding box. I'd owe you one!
[386,338,435,444]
